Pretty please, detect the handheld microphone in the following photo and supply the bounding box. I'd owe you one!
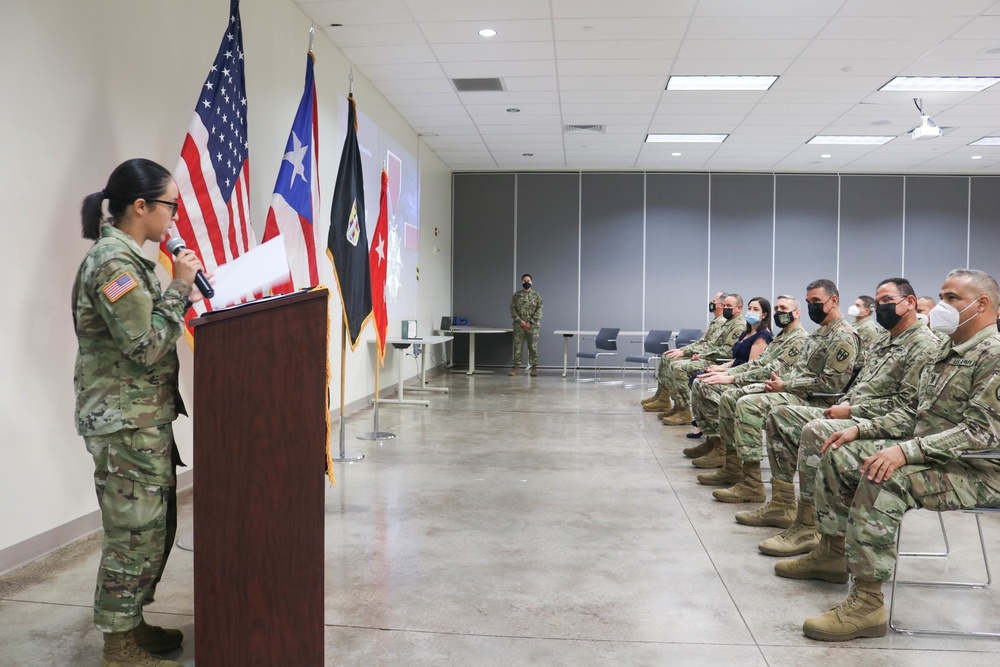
[166,236,215,299]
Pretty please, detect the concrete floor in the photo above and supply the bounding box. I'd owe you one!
[3,370,1000,665]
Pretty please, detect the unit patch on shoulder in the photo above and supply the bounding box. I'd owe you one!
[102,272,138,303]
[836,347,850,363]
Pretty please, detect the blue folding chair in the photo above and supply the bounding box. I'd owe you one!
[623,329,672,388]
[575,327,620,383]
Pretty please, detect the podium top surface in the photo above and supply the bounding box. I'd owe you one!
[191,289,328,328]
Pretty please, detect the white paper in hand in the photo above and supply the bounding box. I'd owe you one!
[209,235,292,307]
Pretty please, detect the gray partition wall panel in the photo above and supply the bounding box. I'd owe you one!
[645,173,710,335]
[452,173,515,367]
[516,173,580,367]
[709,174,774,309]
[904,176,970,296]
[579,173,644,343]
[839,175,904,302]
[970,177,1000,279]
[774,175,839,302]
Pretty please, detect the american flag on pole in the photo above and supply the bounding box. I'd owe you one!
[159,0,256,337]
[261,52,320,294]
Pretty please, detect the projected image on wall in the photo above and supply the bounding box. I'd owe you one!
[338,96,421,321]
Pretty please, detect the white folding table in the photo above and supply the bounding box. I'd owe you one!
[437,326,513,375]
[372,334,453,406]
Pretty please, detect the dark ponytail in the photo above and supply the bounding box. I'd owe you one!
[80,158,172,241]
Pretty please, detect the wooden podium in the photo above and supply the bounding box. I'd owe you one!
[191,289,328,666]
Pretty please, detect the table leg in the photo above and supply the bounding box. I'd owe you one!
[378,345,430,406]
[562,336,569,377]
[410,342,448,393]
[466,332,476,375]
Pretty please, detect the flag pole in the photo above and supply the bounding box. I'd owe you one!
[332,320,365,461]
[357,351,395,441]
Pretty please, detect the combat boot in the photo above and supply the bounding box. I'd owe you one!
[683,437,715,460]
[641,384,665,406]
[643,396,672,412]
[102,629,183,667]
[662,406,693,425]
[509,366,520,376]
[735,478,796,528]
[758,501,819,556]
[802,579,887,642]
[697,449,742,486]
[713,461,766,503]
[774,534,849,584]
[530,365,538,377]
[132,620,183,655]
[691,436,725,468]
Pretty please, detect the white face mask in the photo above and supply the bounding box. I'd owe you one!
[929,299,980,335]
[847,305,862,318]
[915,313,929,325]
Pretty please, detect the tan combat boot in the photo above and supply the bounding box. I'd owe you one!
[713,461,766,503]
[662,406,693,425]
[774,534,849,584]
[644,396,673,412]
[509,366,520,376]
[735,478,796,528]
[691,436,725,468]
[132,620,183,655]
[102,629,183,667]
[697,449,742,486]
[683,437,715,460]
[641,384,664,406]
[530,365,538,377]
[758,501,820,556]
[802,579,887,641]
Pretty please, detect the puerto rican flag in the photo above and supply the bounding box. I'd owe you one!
[262,52,320,294]
[159,0,256,340]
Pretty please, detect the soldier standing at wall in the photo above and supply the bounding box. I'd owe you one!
[510,273,543,376]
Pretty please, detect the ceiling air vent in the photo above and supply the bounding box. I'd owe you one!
[452,78,505,92]
[564,124,606,133]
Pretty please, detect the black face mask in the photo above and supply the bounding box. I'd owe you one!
[875,302,904,330]
[709,301,716,314]
[807,301,828,325]
[522,282,531,290]
[722,307,735,320]
[774,311,794,328]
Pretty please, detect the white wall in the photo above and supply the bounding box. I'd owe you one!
[0,0,452,564]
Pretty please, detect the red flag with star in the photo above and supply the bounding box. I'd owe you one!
[370,168,389,363]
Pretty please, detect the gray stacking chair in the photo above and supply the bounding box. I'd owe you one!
[622,329,672,388]
[575,327,620,383]
[674,328,702,349]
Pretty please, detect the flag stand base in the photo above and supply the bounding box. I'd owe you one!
[357,399,395,441]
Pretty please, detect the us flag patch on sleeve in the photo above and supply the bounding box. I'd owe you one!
[102,272,138,302]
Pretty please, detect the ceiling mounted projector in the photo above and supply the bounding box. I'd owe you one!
[911,98,943,140]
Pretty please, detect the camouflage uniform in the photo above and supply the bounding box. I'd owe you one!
[814,324,1000,581]
[660,315,744,411]
[510,288,543,368]
[766,319,942,503]
[853,315,889,367]
[691,323,807,438]
[720,315,860,462]
[73,224,191,633]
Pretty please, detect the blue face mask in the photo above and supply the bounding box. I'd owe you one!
[745,311,762,326]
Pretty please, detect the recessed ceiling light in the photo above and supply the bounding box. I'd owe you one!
[807,135,895,145]
[506,108,520,113]
[972,155,983,160]
[970,136,1000,146]
[478,28,497,37]
[671,152,682,156]
[879,76,1000,92]
[666,75,778,91]
[646,133,728,143]
[821,154,832,158]
[583,25,594,31]
[522,153,533,157]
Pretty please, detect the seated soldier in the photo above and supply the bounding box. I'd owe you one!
[847,294,889,352]
[707,279,860,504]
[740,278,940,557]
[776,268,1000,642]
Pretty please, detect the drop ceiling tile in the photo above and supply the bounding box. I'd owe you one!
[671,59,796,75]
[770,75,892,91]
[419,19,553,43]
[780,59,912,77]
[376,79,457,95]
[918,41,1000,60]
[394,104,468,117]
[557,59,674,76]
[686,17,828,40]
[478,125,564,135]
[341,43,437,65]
[818,17,971,41]
[551,0,696,19]
[406,0,550,21]
[561,90,663,104]
[459,91,561,105]
[553,18,688,40]
[661,91,768,104]
[677,39,808,60]
[558,75,667,91]
[563,113,656,125]
[298,0,414,26]
[655,102,757,115]
[800,40,940,60]
[357,62,445,80]
[836,0,995,17]
[324,23,426,47]
[761,90,864,105]
[502,76,560,91]
[557,40,681,60]
[474,113,564,125]
[432,41,555,62]
[694,0,844,17]
[443,60,558,78]
[385,92,462,107]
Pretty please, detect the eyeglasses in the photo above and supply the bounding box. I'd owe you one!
[148,199,179,216]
